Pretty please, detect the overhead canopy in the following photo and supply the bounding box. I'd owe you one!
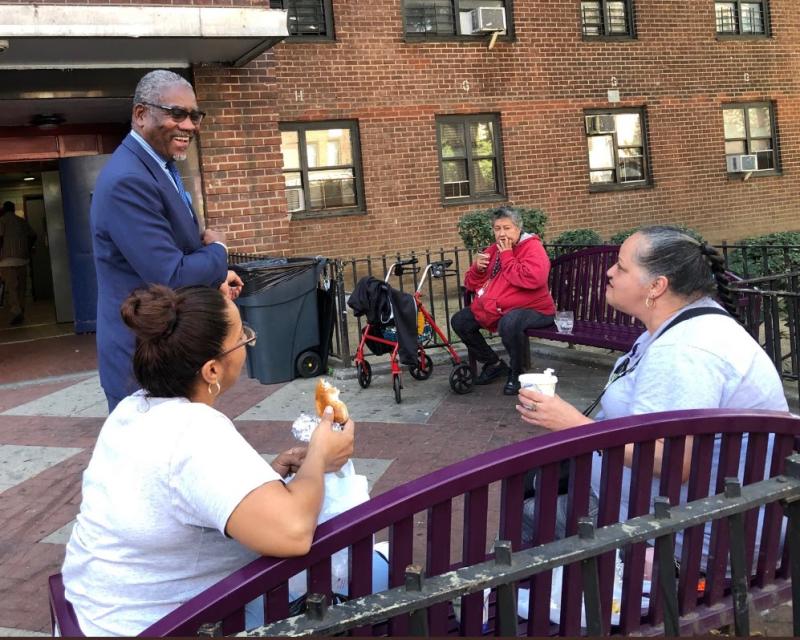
[0,4,288,69]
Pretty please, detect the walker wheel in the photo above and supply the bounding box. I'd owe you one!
[449,363,474,394]
[409,354,433,380]
[393,375,402,404]
[356,360,372,389]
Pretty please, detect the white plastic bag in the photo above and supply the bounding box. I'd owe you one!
[516,549,651,627]
[287,459,370,600]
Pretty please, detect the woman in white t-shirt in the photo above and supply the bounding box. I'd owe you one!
[516,226,787,548]
[62,284,354,636]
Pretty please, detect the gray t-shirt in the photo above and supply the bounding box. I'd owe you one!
[62,392,281,636]
[590,298,788,556]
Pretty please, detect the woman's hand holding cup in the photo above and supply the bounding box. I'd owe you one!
[516,388,590,431]
[474,252,490,273]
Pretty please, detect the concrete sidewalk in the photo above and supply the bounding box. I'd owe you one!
[0,334,794,635]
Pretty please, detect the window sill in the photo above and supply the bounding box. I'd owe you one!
[581,34,636,42]
[715,33,771,40]
[404,34,515,44]
[441,194,507,207]
[726,169,781,180]
[289,208,367,221]
[280,35,336,43]
[588,181,652,193]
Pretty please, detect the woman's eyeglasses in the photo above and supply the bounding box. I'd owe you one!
[142,101,206,125]
[217,323,257,359]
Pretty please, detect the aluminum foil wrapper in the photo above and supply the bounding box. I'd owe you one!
[291,412,344,442]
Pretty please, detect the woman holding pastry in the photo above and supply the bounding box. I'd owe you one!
[61,284,354,636]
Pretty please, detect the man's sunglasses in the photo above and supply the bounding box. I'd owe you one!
[217,323,258,359]
[141,101,206,125]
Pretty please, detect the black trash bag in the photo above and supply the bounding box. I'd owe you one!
[231,258,317,297]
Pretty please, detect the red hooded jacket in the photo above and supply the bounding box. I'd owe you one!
[464,233,556,332]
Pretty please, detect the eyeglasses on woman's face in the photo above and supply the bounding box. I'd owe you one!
[141,101,206,125]
[217,323,257,359]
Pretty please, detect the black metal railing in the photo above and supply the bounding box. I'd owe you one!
[247,454,800,637]
[230,244,800,403]
[730,270,800,404]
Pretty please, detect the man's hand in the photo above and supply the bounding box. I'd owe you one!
[202,228,227,246]
[497,236,514,252]
[474,252,490,272]
[219,270,243,301]
[270,446,308,478]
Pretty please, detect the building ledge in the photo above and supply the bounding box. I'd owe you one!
[0,4,288,69]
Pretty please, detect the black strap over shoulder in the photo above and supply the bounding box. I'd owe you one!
[581,306,732,417]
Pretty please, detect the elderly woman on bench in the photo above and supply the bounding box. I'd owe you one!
[451,206,556,396]
[517,225,787,539]
[61,285,354,636]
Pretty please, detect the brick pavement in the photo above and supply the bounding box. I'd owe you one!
[0,335,795,635]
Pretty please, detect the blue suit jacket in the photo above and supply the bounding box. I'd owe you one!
[91,133,228,400]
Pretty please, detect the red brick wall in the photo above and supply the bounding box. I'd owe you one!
[194,0,800,257]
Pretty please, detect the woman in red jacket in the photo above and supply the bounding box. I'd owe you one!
[451,207,556,395]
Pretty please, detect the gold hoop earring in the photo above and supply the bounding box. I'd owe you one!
[208,381,221,397]
[645,296,654,309]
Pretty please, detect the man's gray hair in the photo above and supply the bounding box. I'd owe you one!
[133,70,194,106]
[492,206,523,229]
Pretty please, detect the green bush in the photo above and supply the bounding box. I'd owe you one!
[457,206,547,251]
[551,228,602,247]
[608,224,704,245]
[608,227,640,245]
[725,231,800,278]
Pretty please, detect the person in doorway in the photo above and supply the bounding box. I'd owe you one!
[0,200,37,326]
[450,207,556,395]
[91,69,243,412]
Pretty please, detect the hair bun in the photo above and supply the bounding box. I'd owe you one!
[120,285,179,342]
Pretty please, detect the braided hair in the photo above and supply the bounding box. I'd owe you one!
[634,226,739,320]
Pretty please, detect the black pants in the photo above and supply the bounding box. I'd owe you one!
[450,307,555,374]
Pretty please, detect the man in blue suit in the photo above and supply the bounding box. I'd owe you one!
[91,70,243,411]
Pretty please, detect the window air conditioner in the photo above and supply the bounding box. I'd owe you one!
[726,154,758,173]
[471,7,507,33]
[286,187,304,212]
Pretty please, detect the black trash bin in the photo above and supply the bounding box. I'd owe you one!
[232,257,330,384]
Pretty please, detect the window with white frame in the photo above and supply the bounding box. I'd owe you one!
[279,122,364,215]
[436,114,505,202]
[269,0,334,38]
[584,109,649,187]
[723,103,777,173]
[715,1,768,35]
[580,0,634,37]
[404,1,510,38]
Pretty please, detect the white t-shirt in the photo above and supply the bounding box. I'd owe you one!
[62,392,281,636]
[589,298,788,556]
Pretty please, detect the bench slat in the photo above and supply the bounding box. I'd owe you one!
[757,433,794,587]
[620,441,655,634]
[678,434,716,613]
[704,432,743,605]
[461,486,489,635]
[560,453,593,635]
[426,500,453,636]
[388,516,414,635]
[526,462,559,636]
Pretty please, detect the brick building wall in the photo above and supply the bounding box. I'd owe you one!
[193,0,800,257]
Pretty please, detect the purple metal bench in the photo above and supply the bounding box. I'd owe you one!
[524,245,644,351]
[50,409,798,636]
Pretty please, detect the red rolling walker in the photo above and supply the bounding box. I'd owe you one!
[353,258,474,403]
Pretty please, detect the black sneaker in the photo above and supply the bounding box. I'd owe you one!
[503,371,521,396]
[474,359,509,385]
[9,313,23,326]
